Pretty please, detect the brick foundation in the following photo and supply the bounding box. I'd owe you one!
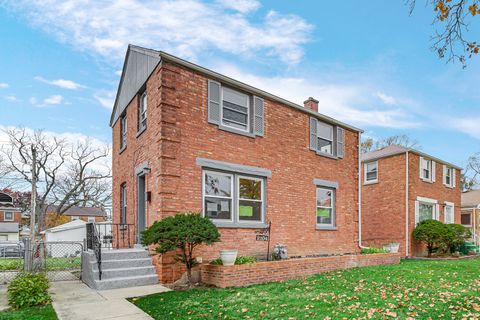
[201,253,400,288]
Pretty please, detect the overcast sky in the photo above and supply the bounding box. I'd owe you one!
[1,0,479,167]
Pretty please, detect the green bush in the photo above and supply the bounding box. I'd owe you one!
[8,273,52,309]
[412,219,447,257]
[443,224,471,253]
[141,212,220,286]
[360,247,388,255]
[210,255,258,265]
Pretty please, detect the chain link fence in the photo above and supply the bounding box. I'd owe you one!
[0,240,83,283]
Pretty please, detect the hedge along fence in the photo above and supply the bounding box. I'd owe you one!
[201,253,400,288]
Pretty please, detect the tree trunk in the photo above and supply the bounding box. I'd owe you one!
[186,267,192,287]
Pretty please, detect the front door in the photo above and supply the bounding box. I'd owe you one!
[137,174,146,244]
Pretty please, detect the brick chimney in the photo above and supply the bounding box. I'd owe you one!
[303,97,319,112]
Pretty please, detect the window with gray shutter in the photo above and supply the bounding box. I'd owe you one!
[253,96,264,136]
[208,80,221,124]
[337,127,344,158]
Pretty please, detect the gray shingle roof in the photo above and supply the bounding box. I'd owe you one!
[461,189,480,208]
[45,205,106,217]
[361,145,461,170]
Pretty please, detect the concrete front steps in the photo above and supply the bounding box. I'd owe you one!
[82,248,158,290]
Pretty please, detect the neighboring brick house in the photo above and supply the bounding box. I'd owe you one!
[110,45,363,283]
[361,145,461,256]
[45,206,107,223]
[460,190,480,246]
[0,192,22,241]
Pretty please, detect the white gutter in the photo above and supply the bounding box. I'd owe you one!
[405,151,409,257]
[358,133,368,249]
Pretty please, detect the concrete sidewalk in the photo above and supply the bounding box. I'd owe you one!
[50,281,170,320]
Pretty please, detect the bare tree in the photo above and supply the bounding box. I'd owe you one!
[408,0,480,66]
[361,134,421,153]
[463,153,480,191]
[0,128,111,233]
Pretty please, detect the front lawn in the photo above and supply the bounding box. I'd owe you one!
[0,304,57,320]
[0,257,81,271]
[131,258,480,319]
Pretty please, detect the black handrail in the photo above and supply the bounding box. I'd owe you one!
[86,222,103,280]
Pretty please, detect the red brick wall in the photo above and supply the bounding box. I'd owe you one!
[201,253,400,288]
[361,154,407,254]
[361,152,461,257]
[112,61,361,283]
[0,210,22,223]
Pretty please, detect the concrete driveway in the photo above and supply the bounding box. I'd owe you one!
[50,281,170,320]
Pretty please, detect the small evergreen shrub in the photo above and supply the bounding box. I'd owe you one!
[209,255,257,265]
[8,273,51,309]
[443,224,471,253]
[360,247,388,255]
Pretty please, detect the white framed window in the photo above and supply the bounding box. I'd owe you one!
[203,170,265,225]
[3,211,13,222]
[316,187,335,228]
[203,171,234,222]
[138,91,147,131]
[415,196,439,224]
[221,87,250,132]
[120,114,127,149]
[364,161,378,184]
[120,183,127,224]
[444,202,454,224]
[317,122,334,155]
[87,217,96,223]
[420,157,435,182]
[70,216,80,221]
[443,165,455,188]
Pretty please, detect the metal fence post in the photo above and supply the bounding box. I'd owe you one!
[23,237,31,272]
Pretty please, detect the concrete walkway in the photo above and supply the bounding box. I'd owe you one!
[0,286,8,311]
[50,281,170,320]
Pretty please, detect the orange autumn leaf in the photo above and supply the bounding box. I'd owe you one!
[469,4,478,16]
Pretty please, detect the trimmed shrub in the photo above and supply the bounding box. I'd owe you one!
[443,224,471,253]
[8,273,51,309]
[141,212,220,286]
[360,247,388,255]
[412,219,446,257]
[210,255,258,265]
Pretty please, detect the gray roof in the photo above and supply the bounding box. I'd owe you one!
[45,205,106,217]
[461,189,480,208]
[0,222,19,233]
[361,145,462,170]
[110,45,363,133]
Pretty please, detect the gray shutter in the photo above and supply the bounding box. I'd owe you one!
[310,117,318,151]
[253,96,264,136]
[207,80,221,124]
[337,127,344,158]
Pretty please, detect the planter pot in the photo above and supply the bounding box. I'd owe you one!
[220,250,238,266]
[384,243,400,253]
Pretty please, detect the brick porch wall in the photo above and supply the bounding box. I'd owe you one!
[201,253,401,288]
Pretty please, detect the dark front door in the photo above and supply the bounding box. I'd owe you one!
[137,174,146,244]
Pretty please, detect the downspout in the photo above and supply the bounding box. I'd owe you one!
[475,205,479,245]
[358,133,368,249]
[405,152,409,257]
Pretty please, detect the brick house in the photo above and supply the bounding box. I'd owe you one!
[110,45,363,283]
[0,192,22,241]
[361,145,461,256]
[460,190,480,246]
[45,206,107,223]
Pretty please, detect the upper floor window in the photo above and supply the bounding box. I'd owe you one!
[3,211,13,221]
[364,161,378,184]
[207,80,264,137]
[310,118,344,159]
[443,165,455,188]
[120,113,127,150]
[138,91,147,132]
[203,170,265,226]
[420,157,435,182]
[120,183,127,224]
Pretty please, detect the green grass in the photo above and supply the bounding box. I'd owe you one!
[0,304,57,320]
[131,258,480,319]
[0,257,80,271]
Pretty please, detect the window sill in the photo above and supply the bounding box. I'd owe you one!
[213,221,269,229]
[218,124,256,139]
[363,180,378,185]
[119,145,127,155]
[314,150,338,160]
[420,178,434,184]
[443,184,455,189]
[316,226,337,231]
[136,126,147,138]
